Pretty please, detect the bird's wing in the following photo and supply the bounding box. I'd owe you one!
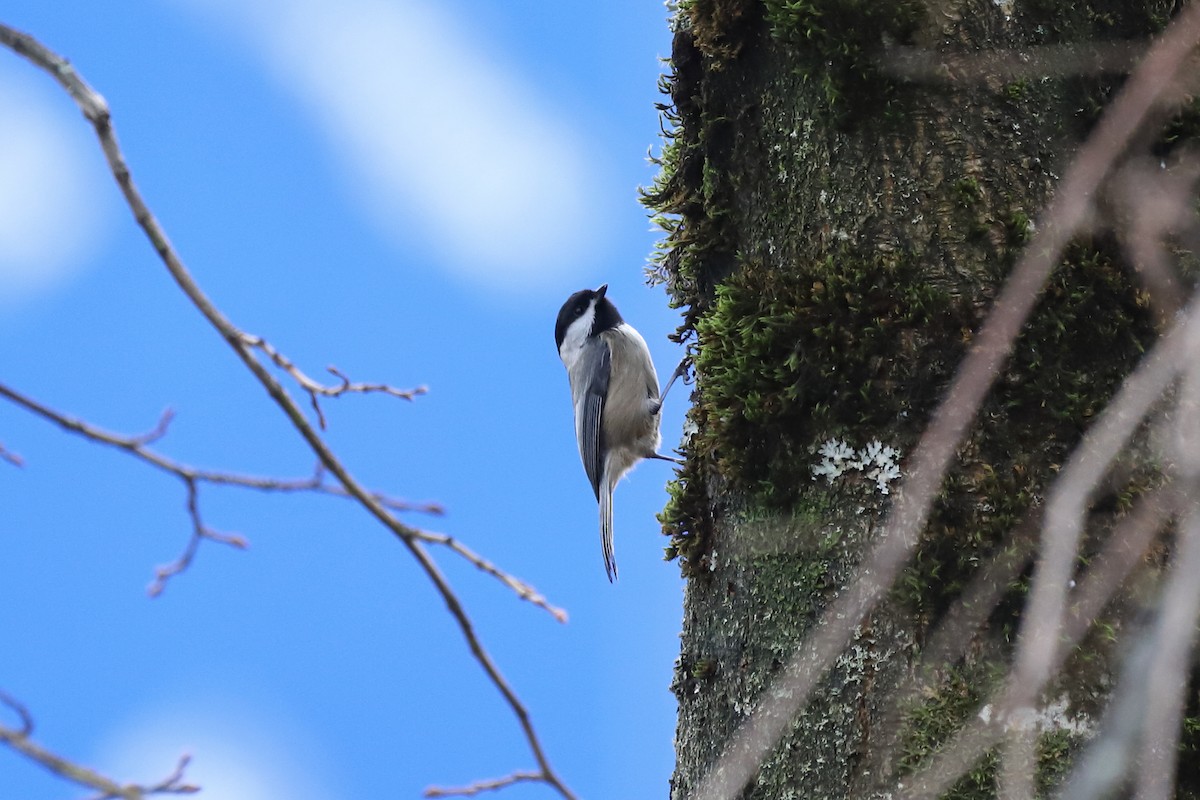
[575,339,610,501]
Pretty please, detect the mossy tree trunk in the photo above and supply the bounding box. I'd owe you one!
[645,1,1197,797]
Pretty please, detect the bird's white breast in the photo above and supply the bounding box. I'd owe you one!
[557,303,596,374]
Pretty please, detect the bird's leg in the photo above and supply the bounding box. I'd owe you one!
[648,354,693,465]
[651,355,693,415]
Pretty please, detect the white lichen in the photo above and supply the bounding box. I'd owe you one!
[979,695,1092,737]
[812,438,902,495]
[812,438,856,483]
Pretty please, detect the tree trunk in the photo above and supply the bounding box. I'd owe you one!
[645,0,1195,797]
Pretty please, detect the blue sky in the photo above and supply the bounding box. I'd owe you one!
[0,2,686,798]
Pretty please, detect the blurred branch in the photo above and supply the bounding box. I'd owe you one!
[1131,354,1200,800]
[0,21,574,800]
[902,482,1181,800]
[1110,155,1197,324]
[424,771,543,798]
[0,440,23,466]
[882,39,1147,83]
[0,693,196,800]
[0,691,33,736]
[997,294,1200,796]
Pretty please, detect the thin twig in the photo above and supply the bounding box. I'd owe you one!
[0,23,575,799]
[0,441,23,466]
[0,382,434,579]
[242,333,426,430]
[418,530,568,623]
[148,478,248,597]
[0,691,34,736]
[131,408,176,446]
[0,698,196,800]
[424,771,544,797]
[0,381,554,612]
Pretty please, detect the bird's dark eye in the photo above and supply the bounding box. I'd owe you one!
[575,302,587,316]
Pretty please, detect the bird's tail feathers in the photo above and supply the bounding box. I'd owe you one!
[600,478,617,582]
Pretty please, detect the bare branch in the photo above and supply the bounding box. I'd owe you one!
[904,281,1200,800]
[0,441,23,467]
[241,333,426,430]
[417,530,569,623]
[0,22,575,798]
[1109,155,1197,323]
[0,381,558,619]
[1058,623,1158,800]
[1132,352,1200,800]
[424,771,544,798]
[0,697,196,799]
[0,691,34,736]
[148,478,248,598]
[131,408,176,446]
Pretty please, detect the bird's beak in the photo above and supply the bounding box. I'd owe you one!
[596,284,608,299]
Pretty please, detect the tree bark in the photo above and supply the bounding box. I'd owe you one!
[646,1,1194,797]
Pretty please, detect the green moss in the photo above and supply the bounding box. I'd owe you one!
[1003,80,1030,102]
[761,0,925,115]
[763,0,923,56]
[679,0,761,66]
[662,230,1155,607]
[654,246,971,573]
[689,248,966,507]
[902,238,1156,621]
[641,22,741,337]
[658,457,714,573]
[1156,95,1200,161]
[1177,666,1200,796]
[1004,207,1033,245]
[1014,0,1178,43]
[898,666,998,790]
[955,177,983,207]
[899,667,1085,798]
[647,0,1156,624]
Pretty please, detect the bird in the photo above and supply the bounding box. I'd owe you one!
[555,285,684,581]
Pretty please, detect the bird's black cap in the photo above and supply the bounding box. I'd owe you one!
[555,284,623,350]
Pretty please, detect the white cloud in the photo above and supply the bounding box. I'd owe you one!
[0,63,112,305]
[95,700,336,800]
[171,0,600,293]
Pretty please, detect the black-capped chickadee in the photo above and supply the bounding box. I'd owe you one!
[555,285,683,581]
